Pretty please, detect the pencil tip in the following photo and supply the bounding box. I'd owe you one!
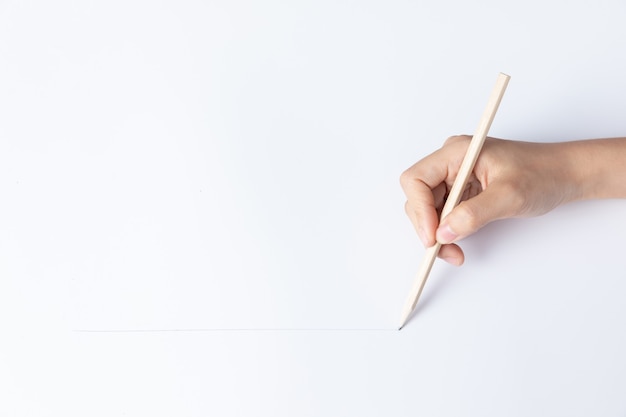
[398,326,403,331]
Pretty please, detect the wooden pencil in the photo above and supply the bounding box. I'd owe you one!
[399,72,510,330]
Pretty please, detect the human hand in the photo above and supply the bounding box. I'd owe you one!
[400,135,581,265]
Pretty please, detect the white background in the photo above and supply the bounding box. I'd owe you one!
[1,0,626,415]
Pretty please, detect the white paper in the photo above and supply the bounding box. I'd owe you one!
[1,1,626,415]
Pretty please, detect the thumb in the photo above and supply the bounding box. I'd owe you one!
[436,182,517,244]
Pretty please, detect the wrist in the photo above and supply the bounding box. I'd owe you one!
[559,138,626,201]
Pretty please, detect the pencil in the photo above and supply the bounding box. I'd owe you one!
[398,72,510,330]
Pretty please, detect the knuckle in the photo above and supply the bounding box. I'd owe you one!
[399,168,412,188]
[404,200,411,215]
[444,135,471,146]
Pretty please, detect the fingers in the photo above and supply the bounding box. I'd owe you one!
[400,156,451,247]
[403,187,439,247]
[400,137,470,247]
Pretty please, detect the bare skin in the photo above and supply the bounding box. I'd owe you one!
[400,135,626,266]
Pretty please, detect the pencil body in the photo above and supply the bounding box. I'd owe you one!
[399,73,510,329]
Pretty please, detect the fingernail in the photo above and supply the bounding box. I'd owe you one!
[440,253,462,266]
[436,224,458,244]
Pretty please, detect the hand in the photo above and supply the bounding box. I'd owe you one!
[400,135,582,265]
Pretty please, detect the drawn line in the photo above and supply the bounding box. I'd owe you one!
[74,328,398,333]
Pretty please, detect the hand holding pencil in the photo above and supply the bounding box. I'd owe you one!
[401,135,626,266]
[399,73,626,328]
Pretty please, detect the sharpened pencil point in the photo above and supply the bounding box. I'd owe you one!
[398,326,403,331]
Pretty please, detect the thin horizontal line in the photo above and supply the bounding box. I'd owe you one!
[73,328,398,333]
